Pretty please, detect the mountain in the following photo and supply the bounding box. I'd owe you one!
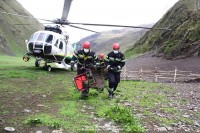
[76,25,152,55]
[125,0,200,59]
[0,0,43,56]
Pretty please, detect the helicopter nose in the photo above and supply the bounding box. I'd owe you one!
[27,41,45,56]
[34,42,44,49]
[33,49,42,54]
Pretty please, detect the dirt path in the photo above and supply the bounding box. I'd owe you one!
[126,53,200,73]
[79,101,123,133]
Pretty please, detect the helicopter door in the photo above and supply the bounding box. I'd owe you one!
[66,41,74,56]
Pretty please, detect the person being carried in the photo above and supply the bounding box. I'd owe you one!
[95,53,108,92]
[106,43,125,98]
[96,53,107,68]
[71,41,98,98]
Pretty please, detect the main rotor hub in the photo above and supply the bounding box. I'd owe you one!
[53,19,70,25]
[44,25,62,34]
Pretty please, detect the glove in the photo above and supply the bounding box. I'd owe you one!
[70,61,75,65]
[117,66,121,70]
[95,63,100,68]
[106,65,110,69]
[107,65,117,71]
[96,62,100,66]
[108,66,117,71]
[70,61,75,71]
[112,67,118,71]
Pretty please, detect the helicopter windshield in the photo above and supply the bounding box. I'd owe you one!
[37,33,45,41]
[29,32,46,42]
[29,33,39,42]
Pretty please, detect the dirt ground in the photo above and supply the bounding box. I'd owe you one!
[126,53,200,73]
[126,53,200,132]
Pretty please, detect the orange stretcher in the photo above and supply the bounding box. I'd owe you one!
[73,72,89,91]
[73,66,105,91]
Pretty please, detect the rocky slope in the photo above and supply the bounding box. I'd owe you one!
[0,0,43,56]
[126,0,200,59]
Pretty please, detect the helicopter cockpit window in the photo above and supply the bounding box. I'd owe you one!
[45,34,53,44]
[37,33,45,41]
[59,41,63,50]
[29,33,39,42]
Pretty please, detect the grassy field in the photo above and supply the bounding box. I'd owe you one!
[0,56,196,133]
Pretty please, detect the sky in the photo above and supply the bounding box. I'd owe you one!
[16,0,179,43]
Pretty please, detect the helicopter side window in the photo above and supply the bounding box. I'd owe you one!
[54,39,59,47]
[37,33,45,41]
[59,41,63,50]
[45,34,53,44]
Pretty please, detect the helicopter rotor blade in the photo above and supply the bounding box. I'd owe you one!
[0,10,172,31]
[69,25,100,33]
[0,10,54,23]
[67,22,172,31]
[61,0,73,21]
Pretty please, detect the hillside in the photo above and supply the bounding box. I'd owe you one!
[125,0,200,59]
[77,26,152,55]
[0,0,43,56]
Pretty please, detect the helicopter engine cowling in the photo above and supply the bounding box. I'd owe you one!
[45,25,62,34]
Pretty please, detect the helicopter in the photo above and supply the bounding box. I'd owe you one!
[0,0,171,71]
[22,24,75,72]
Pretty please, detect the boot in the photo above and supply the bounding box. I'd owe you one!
[108,88,114,98]
[98,87,104,93]
[81,88,89,98]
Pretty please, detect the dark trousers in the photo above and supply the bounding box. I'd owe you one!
[108,71,121,91]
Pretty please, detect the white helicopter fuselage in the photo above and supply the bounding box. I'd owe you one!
[26,30,73,63]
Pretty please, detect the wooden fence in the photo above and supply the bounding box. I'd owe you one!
[121,66,200,82]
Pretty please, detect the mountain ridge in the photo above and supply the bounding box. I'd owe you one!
[0,0,43,56]
[76,24,153,55]
[125,0,200,59]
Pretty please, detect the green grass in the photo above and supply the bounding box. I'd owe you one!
[0,55,45,79]
[1,55,197,132]
[103,106,145,133]
[24,114,62,128]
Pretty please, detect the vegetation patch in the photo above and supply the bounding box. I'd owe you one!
[102,106,145,133]
[23,114,62,128]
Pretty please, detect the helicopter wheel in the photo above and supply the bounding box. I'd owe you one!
[70,64,74,71]
[43,65,47,70]
[46,65,52,72]
[35,60,41,67]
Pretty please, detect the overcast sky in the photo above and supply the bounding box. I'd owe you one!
[16,0,179,43]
